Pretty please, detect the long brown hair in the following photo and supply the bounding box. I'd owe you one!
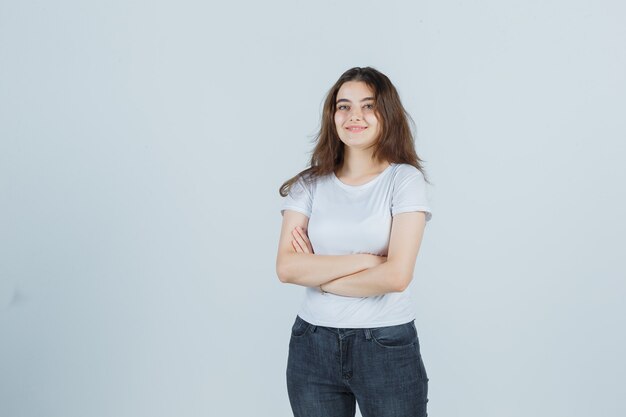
[279,66,430,197]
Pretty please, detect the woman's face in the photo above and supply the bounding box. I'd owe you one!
[334,81,381,152]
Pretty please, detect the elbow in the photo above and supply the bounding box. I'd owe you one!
[392,272,413,293]
[276,253,300,284]
[386,260,415,292]
[276,259,292,284]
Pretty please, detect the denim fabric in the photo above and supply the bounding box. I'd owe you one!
[286,315,429,417]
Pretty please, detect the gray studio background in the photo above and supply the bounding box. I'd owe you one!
[1,1,625,416]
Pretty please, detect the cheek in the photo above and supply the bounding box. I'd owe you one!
[334,113,345,128]
[367,114,380,129]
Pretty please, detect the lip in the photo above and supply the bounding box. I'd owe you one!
[346,126,367,132]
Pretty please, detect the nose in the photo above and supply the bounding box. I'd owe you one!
[349,108,363,121]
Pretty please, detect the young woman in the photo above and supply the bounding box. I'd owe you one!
[276,66,432,417]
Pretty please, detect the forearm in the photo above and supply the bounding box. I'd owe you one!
[277,253,377,287]
[321,261,409,298]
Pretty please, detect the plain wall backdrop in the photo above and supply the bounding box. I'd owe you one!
[1,1,625,416]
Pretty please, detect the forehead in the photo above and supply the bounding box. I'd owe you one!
[336,81,375,100]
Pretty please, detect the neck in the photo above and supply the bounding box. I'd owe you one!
[339,148,390,177]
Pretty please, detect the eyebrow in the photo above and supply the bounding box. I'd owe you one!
[336,96,375,104]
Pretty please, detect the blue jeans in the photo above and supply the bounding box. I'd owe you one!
[286,315,429,417]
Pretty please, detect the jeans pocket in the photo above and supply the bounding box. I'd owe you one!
[370,320,417,349]
[291,315,310,338]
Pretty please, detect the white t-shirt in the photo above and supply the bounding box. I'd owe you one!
[280,162,432,328]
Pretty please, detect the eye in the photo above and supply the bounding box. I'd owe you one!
[364,103,375,110]
[337,105,349,111]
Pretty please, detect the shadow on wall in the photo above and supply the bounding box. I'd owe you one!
[0,280,24,311]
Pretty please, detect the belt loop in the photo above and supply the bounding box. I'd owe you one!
[364,328,371,340]
[310,325,317,333]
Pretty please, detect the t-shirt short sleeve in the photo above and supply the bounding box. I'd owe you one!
[391,165,433,221]
[281,176,313,218]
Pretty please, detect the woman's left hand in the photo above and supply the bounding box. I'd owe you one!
[291,226,314,254]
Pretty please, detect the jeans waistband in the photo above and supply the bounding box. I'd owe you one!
[298,315,386,340]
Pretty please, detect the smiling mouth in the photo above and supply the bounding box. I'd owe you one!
[347,127,367,133]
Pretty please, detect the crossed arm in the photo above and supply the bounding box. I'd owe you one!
[275,210,427,297]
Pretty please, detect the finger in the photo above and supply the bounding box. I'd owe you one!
[291,230,307,253]
[296,226,309,242]
[292,229,310,254]
[296,226,313,252]
[292,239,304,253]
[295,227,314,253]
